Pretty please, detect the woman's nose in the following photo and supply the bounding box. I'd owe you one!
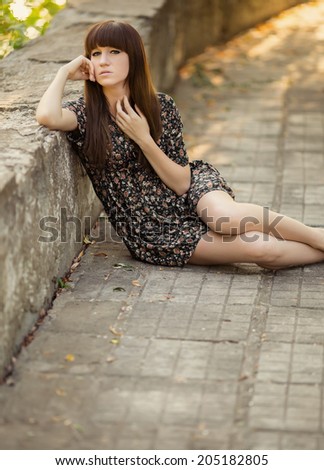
[100,52,111,65]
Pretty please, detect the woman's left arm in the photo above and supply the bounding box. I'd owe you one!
[116,97,191,196]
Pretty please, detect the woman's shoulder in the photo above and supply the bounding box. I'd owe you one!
[157,92,182,120]
[157,92,178,109]
[157,92,183,128]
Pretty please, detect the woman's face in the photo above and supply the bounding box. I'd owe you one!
[90,46,129,91]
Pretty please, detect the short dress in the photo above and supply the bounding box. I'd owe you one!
[63,93,234,266]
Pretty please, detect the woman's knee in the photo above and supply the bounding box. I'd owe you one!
[197,196,241,233]
[197,199,261,236]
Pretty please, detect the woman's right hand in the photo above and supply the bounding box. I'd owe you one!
[61,55,96,82]
[36,55,95,130]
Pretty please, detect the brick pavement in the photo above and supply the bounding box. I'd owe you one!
[1,1,324,450]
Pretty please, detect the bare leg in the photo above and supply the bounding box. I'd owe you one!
[188,231,324,269]
[197,191,324,252]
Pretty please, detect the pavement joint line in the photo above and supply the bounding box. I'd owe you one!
[272,84,288,213]
[280,268,304,444]
[154,337,241,344]
[230,272,274,448]
[319,345,324,435]
[214,273,234,339]
[183,269,209,338]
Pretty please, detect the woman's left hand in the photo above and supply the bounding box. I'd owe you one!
[115,96,151,146]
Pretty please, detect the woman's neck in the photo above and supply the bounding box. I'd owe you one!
[103,85,130,117]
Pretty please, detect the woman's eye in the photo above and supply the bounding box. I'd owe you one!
[110,49,120,54]
[91,51,101,57]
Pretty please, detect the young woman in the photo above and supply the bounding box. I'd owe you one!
[36,20,324,269]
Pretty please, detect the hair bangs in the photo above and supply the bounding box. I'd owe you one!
[84,21,128,57]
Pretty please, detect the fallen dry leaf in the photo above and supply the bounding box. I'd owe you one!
[64,354,75,362]
[56,388,67,397]
[5,376,15,386]
[28,417,37,425]
[83,235,92,245]
[106,355,116,363]
[239,374,249,381]
[164,294,174,300]
[92,252,109,257]
[110,338,120,345]
[121,305,132,312]
[70,261,80,270]
[113,263,134,271]
[131,279,142,287]
[109,326,123,336]
[51,415,64,423]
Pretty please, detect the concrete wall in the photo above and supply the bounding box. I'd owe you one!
[221,0,307,39]
[149,0,307,90]
[0,0,308,378]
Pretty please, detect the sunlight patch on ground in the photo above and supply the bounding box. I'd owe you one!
[176,0,324,168]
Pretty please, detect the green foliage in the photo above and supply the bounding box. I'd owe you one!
[57,277,70,289]
[0,0,66,59]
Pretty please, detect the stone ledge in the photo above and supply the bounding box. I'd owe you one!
[0,0,307,377]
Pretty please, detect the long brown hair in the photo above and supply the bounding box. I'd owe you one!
[83,20,162,168]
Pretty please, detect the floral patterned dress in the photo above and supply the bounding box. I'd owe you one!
[63,93,234,266]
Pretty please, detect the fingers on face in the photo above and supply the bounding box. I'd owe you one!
[83,58,95,81]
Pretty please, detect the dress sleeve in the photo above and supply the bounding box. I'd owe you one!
[62,96,86,150]
[158,94,189,167]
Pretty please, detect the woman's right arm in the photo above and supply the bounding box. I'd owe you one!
[36,56,95,131]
